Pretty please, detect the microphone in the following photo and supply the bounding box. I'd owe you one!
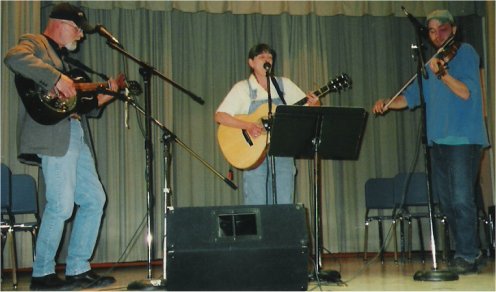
[263,62,272,72]
[401,6,427,37]
[93,24,122,47]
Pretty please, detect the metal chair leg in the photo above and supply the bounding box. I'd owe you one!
[393,219,398,263]
[363,221,369,261]
[417,218,425,263]
[398,216,406,262]
[31,228,38,260]
[7,228,17,289]
[407,219,413,261]
[378,220,385,264]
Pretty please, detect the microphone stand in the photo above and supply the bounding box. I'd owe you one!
[103,41,236,289]
[265,69,277,204]
[160,128,173,285]
[122,96,238,191]
[404,14,458,282]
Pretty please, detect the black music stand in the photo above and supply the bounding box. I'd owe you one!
[269,105,368,283]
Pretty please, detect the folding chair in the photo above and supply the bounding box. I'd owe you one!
[475,183,492,256]
[11,174,41,259]
[1,163,18,289]
[363,177,398,263]
[2,173,40,289]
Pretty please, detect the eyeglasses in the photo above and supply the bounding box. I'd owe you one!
[60,19,83,34]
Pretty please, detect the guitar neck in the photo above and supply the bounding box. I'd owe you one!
[74,82,109,92]
[293,83,334,106]
[74,73,127,93]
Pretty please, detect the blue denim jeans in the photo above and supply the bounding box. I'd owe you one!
[430,143,482,262]
[33,119,106,277]
[243,156,295,205]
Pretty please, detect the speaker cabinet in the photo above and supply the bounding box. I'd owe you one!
[166,204,309,291]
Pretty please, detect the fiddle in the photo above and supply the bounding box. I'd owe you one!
[433,36,460,79]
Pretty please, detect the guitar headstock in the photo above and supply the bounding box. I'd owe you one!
[327,73,352,93]
[114,73,142,98]
[96,73,142,100]
[116,73,127,89]
[115,80,142,102]
[114,74,142,97]
[126,80,142,97]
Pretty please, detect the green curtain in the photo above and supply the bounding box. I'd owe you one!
[1,0,42,270]
[2,1,492,270]
[80,0,485,17]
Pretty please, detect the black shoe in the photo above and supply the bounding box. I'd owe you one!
[30,273,76,291]
[474,251,488,271]
[448,257,478,275]
[65,270,115,289]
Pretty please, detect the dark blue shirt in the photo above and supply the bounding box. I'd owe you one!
[403,43,489,147]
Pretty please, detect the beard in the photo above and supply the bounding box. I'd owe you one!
[65,41,78,51]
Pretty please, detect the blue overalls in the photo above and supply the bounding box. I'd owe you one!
[242,78,296,205]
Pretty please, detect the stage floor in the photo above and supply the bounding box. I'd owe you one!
[2,254,494,291]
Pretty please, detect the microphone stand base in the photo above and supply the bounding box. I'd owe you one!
[413,269,459,281]
[309,269,343,284]
[127,279,167,290]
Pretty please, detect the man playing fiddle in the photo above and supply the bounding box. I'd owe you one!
[372,10,489,274]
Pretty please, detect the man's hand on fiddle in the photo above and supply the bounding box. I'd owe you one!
[430,57,448,77]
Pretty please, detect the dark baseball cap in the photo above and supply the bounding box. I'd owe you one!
[49,2,94,33]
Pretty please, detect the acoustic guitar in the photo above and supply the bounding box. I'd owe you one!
[15,68,141,125]
[217,74,351,170]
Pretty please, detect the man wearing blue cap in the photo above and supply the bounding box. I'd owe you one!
[5,2,118,290]
[372,10,489,275]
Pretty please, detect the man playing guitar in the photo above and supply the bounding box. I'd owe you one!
[4,2,118,290]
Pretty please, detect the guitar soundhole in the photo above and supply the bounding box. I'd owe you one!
[39,92,74,113]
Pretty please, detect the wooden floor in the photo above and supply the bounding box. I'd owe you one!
[1,254,494,291]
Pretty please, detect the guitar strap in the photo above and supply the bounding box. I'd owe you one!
[271,76,287,105]
[64,56,110,81]
[247,76,286,105]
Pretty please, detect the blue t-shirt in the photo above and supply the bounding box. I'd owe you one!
[403,43,489,147]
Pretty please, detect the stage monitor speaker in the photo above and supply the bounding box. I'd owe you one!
[166,204,309,291]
